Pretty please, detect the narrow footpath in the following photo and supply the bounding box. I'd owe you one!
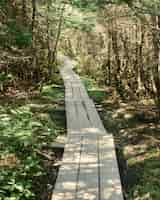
[52,55,124,200]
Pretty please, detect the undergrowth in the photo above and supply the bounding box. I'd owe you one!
[0,84,65,200]
[83,76,160,200]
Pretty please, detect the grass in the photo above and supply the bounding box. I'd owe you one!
[82,76,160,200]
[0,83,65,200]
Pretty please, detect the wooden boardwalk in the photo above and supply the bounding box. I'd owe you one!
[52,56,124,200]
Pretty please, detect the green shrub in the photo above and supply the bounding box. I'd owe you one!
[0,0,7,8]
[0,73,13,92]
[4,20,32,48]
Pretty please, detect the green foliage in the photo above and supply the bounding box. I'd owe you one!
[65,17,95,31]
[0,84,65,200]
[0,20,32,48]
[82,76,97,89]
[127,154,160,200]
[82,76,107,103]
[0,106,45,199]
[6,20,32,48]
[71,0,155,10]
[42,84,64,100]
[71,0,98,11]
[0,0,7,8]
[88,89,107,103]
[0,73,13,91]
[14,31,32,48]
[80,16,95,32]
[0,73,12,83]
[0,167,36,200]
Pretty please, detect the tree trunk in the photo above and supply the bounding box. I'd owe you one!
[152,16,160,118]
[31,0,37,70]
[107,26,112,86]
[137,23,145,97]
[53,3,65,62]
[111,23,121,89]
[31,0,36,36]
[46,0,53,77]
[22,0,27,24]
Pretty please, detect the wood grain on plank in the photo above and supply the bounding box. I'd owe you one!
[99,135,124,200]
[76,136,99,200]
[52,135,82,200]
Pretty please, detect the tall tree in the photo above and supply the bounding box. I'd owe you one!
[31,0,36,36]
[152,15,160,117]
[46,0,53,77]
[22,0,27,23]
[31,0,37,71]
[53,3,65,62]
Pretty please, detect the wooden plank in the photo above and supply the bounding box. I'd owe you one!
[65,101,78,133]
[76,136,99,200]
[75,101,91,131]
[66,101,89,136]
[83,100,106,135]
[72,85,82,100]
[65,90,73,100]
[99,135,124,200]
[79,86,89,100]
[51,135,82,200]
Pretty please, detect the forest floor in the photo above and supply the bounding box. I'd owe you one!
[82,76,160,200]
[1,64,160,200]
[0,77,66,200]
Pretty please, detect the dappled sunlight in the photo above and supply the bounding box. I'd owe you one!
[2,0,160,199]
[62,181,79,190]
[0,83,65,199]
[52,192,76,200]
[77,190,98,200]
[93,89,160,199]
[83,127,106,135]
[53,56,124,200]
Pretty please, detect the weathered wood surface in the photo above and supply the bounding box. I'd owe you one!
[52,56,124,200]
